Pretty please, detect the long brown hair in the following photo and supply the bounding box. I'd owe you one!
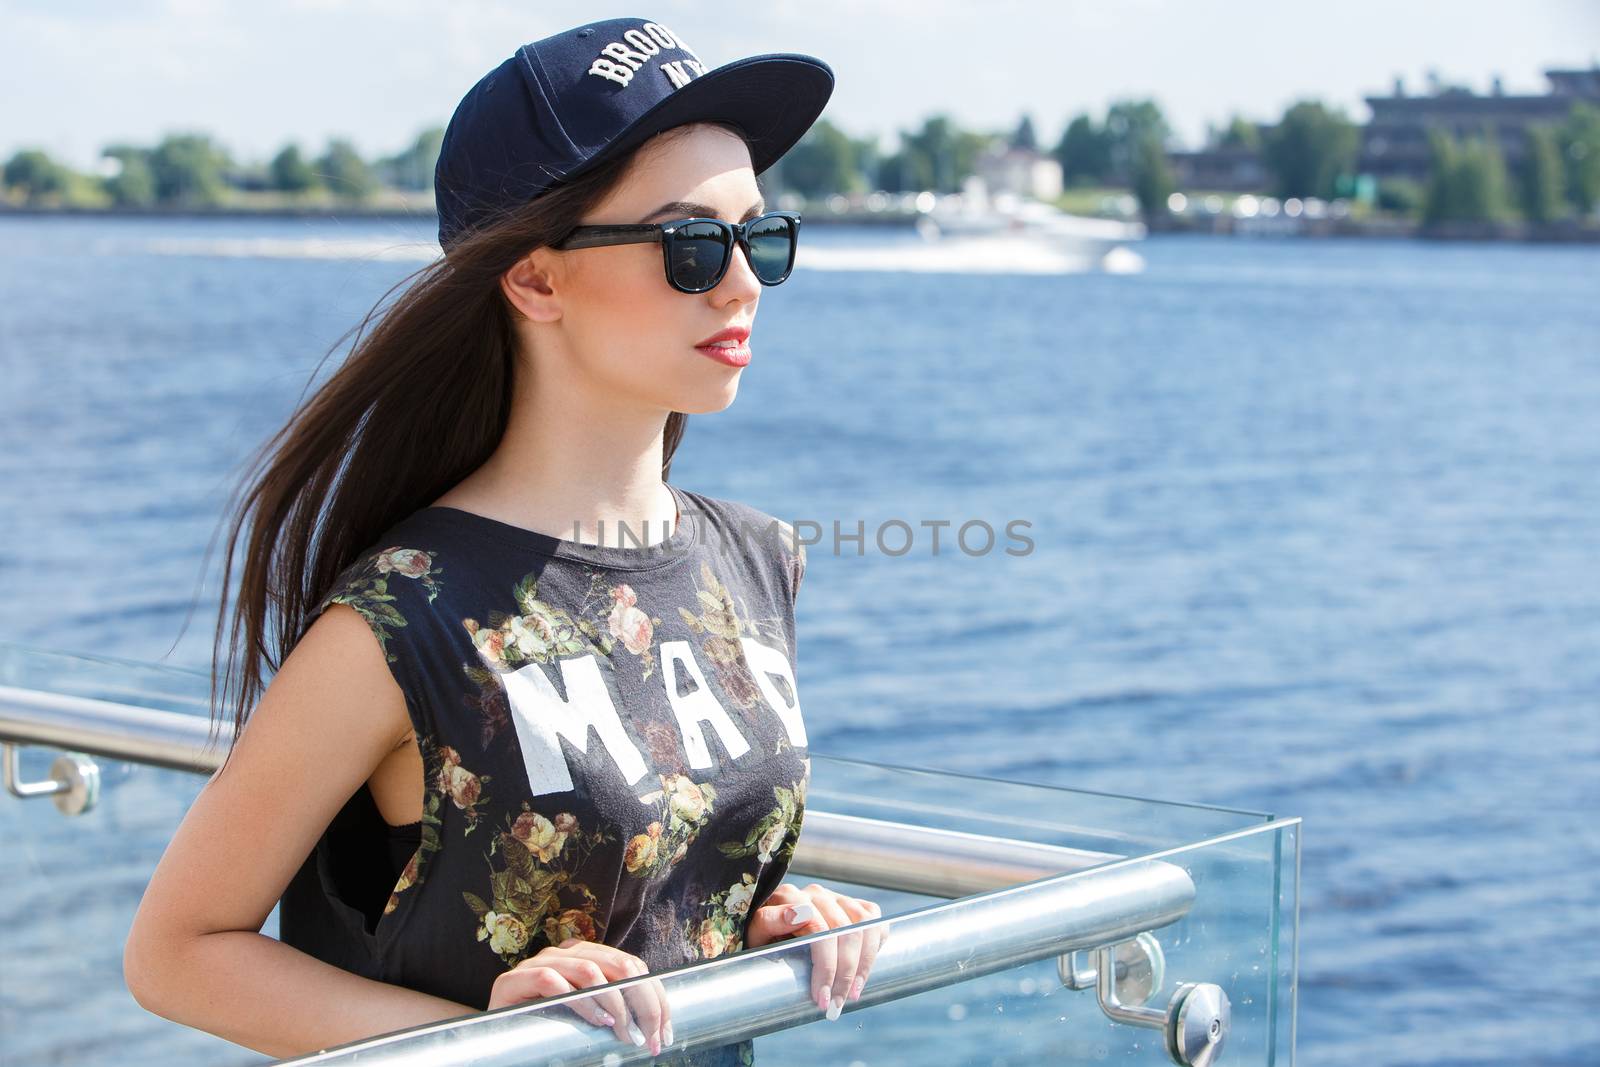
[201,121,746,771]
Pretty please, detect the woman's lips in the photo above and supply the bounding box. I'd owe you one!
[694,340,751,367]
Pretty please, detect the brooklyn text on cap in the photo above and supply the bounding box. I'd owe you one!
[434,17,835,250]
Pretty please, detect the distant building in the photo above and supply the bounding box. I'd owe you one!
[1359,64,1600,184]
[974,144,1063,201]
[1165,141,1270,193]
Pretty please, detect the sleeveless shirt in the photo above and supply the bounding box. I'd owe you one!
[277,483,809,1066]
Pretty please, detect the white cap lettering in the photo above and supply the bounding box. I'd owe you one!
[622,28,660,56]
[600,41,648,71]
[588,58,632,86]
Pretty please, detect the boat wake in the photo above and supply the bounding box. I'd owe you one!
[800,241,1144,275]
[139,234,1146,275]
[141,236,439,262]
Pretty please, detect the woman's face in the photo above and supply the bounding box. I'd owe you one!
[523,122,768,417]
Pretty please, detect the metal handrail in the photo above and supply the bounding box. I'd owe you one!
[272,856,1197,1066]
[0,684,1127,895]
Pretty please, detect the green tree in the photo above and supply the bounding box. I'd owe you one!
[1422,126,1513,224]
[1054,113,1114,185]
[1375,176,1424,216]
[1457,129,1513,221]
[1010,114,1038,152]
[378,127,445,191]
[1129,133,1174,220]
[270,143,318,194]
[851,133,881,190]
[1261,100,1358,200]
[1422,128,1461,224]
[148,132,232,204]
[897,115,991,193]
[1517,124,1566,223]
[100,146,157,206]
[1103,99,1172,182]
[3,149,72,203]
[1557,100,1600,216]
[1214,115,1262,151]
[876,150,930,193]
[781,119,860,197]
[316,138,377,201]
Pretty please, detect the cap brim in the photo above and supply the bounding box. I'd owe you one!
[566,53,835,183]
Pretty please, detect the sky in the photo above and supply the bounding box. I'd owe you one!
[3,0,1597,171]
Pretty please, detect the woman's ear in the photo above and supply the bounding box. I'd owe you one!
[501,248,565,324]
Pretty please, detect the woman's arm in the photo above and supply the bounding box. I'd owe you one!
[123,603,475,1058]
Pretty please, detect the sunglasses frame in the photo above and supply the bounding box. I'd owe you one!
[554,209,803,294]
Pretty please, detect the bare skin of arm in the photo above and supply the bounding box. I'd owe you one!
[122,603,479,1058]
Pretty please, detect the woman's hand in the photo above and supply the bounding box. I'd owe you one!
[486,938,672,1056]
[745,882,889,1019]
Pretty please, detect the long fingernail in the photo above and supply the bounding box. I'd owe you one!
[850,975,865,1001]
[597,1010,616,1026]
[787,902,816,924]
[826,994,844,1021]
[664,1022,674,1046]
[815,985,828,1012]
[626,1021,646,1047]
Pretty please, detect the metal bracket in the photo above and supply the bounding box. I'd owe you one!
[2,743,101,816]
[1057,933,1230,1067]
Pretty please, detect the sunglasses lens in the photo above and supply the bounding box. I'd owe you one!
[746,215,795,283]
[669,222,732,290]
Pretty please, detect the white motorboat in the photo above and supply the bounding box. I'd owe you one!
[914,175,1148,273]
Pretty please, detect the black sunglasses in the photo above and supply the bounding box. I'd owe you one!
[554,210,802,294]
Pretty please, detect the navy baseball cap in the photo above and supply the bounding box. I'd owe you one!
[434,17,835,250]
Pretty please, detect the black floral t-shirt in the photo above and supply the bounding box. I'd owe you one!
[277,483,808,1064]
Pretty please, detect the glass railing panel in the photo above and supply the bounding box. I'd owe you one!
[805,752,1276,857]
[0,639,214,718]
[262,821,1296,1066]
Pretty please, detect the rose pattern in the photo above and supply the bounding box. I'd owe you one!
[625,772,718,880]
[677,561,788,719]
[320,546,443,662]
[435,743,492,835]
[464,802,616,968]
[682,872,759,961]
[718,754,808,870]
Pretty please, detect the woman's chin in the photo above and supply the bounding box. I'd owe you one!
[673,380,741,415]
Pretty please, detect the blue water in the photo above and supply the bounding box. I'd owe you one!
[2,215,1597,1065]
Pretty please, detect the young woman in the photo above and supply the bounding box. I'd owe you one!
[124,18,886,1064]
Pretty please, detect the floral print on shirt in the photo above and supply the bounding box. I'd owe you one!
[626,773,720,879]
[718,758,807,870]
[380,734,448,919]
[678,561,788,723]
[436,743,493,836]
[321,546,444,662]
[465,805,618,965]
[684,871,758,961]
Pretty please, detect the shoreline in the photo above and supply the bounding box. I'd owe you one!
[2,202,1595,242]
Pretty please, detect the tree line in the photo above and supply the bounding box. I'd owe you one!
[4,98,1598,224]
[775,97,1600,224]
[1,128,444,208]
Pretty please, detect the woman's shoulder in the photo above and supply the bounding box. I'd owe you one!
[676,486,806,598]
[313,519,454,663]
[676,485,793,540]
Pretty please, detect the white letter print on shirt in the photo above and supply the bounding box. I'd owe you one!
[738,636,806,746]
[659,639,752,769]
[501,655,650,798]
